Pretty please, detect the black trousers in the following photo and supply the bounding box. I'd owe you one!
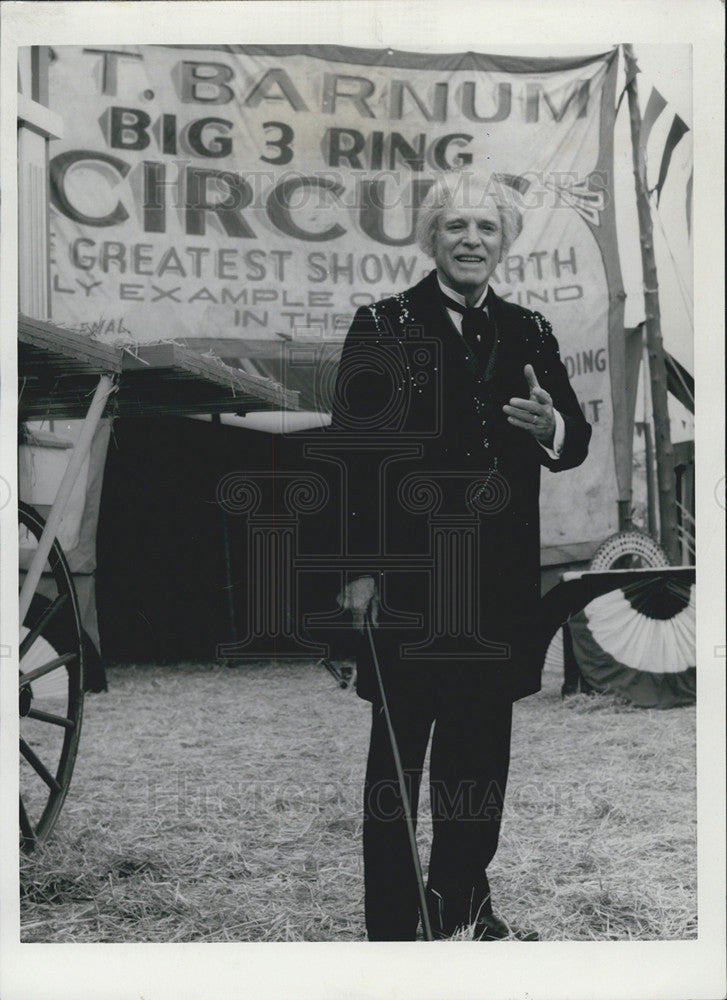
[363,685,513,941]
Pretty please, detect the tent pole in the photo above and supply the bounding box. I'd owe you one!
[643,421,658,538]
[212,413,238,648]
[641,337,659,539]
[623,44,680,564]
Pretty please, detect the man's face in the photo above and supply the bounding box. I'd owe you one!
[433,196,504,300]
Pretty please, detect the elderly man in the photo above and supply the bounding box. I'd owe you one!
[330,171,591,941]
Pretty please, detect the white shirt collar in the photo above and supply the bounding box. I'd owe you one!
[436,274,489,310]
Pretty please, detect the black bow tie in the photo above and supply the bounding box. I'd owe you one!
[440,292,496,361]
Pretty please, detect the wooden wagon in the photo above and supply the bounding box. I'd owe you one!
[17,314,298,850]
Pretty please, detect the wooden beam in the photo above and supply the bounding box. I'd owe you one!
[180,337,344,361]
[19,315,122,374]
[17,94,63,140]
[120,343,299,411]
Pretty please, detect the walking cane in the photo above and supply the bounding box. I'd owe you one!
[365,611,434,942]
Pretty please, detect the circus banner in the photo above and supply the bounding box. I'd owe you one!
[47,45,625,560]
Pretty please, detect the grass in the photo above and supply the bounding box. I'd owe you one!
[19,659,696,942]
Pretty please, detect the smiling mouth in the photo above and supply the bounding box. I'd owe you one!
[455,255,486,264]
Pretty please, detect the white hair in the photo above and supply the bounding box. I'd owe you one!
[416,172,523,259]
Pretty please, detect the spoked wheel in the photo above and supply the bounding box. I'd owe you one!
[589,531,670,570]
[19,501,84,851]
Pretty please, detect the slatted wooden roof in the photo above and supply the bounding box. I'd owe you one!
[18,315,299,420]
[18,315,122,419]
[181,336,342,411]
[118,342,298,417]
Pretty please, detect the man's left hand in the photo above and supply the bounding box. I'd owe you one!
[503,365,556,447]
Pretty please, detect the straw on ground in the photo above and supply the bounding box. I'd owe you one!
[20,660,696,942]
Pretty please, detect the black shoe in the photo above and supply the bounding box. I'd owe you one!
[475,913,539,941]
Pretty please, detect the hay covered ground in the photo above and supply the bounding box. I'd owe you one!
[19,659,697,943]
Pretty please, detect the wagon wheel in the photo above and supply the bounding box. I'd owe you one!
[589,530,670,571]
[19,501,84,851]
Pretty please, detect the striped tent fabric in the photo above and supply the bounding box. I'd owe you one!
[567,575,695,708]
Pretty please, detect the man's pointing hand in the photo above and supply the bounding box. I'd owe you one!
[503,364,556,446]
